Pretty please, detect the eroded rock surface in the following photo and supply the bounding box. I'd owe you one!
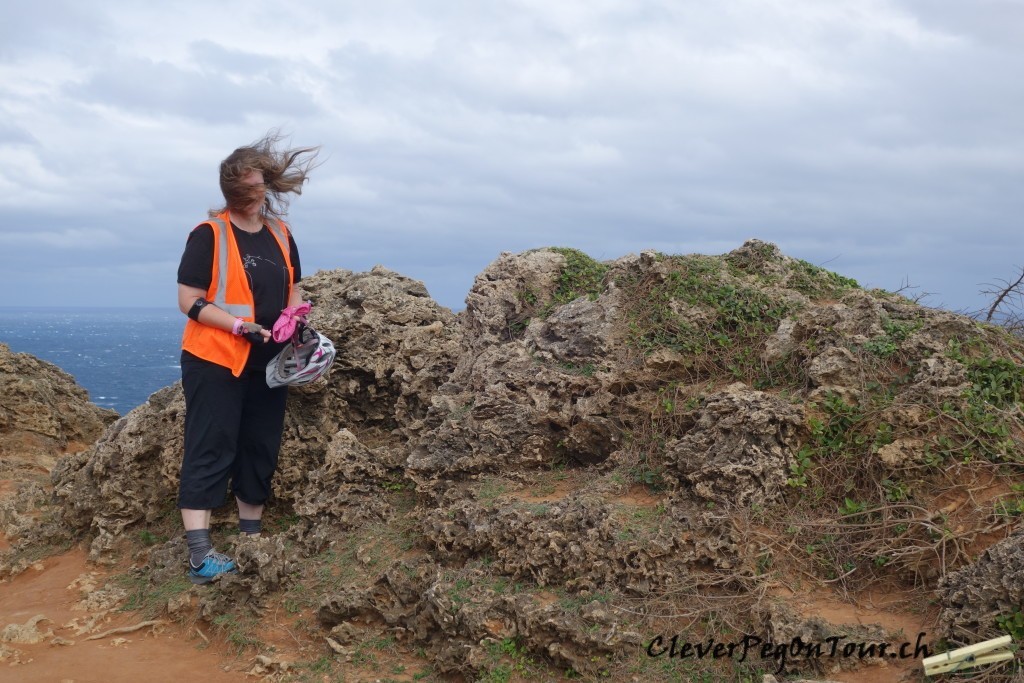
[8,241,1024,679]
[48,267,459,563]
[0,342,116,466]
[0,343,118,574]
[667,390,804,507]
[938,531,1024,640]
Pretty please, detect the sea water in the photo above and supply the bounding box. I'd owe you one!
[0,307,184,415]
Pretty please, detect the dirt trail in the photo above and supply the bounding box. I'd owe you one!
[0,543,249,683]
[794,590,935,683]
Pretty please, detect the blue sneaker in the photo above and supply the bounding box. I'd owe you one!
[188,550,237,585]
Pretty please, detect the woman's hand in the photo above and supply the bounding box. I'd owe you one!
[239,322,271,344]
[272,301,312,342]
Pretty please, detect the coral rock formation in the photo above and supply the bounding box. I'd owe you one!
[6,241,1024,680]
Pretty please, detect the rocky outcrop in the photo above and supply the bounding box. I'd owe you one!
[49,266,460,561]
[407,251,625,486]
[667,389,804,507]
[50,384,186,559]
[9,240,1024,679]
[317,558,642,676]
[938,531,1024,640]
[0,342,117,573]
[0,343,116,467]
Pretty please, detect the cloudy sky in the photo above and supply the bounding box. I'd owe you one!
[2,1,1021,316]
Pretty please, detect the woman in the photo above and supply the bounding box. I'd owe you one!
[176,132,319,584]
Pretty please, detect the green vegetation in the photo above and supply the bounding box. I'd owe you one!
[619,254,795,383]
[966,356,1024,408]
[477,478,509,507]
[116,571,191,618]
[786,446,813,488]
[280,655,334,683]
[518,287,539,306]
[549,247,609,306]
[724,241,858,298]
[789,259,860,297]
[629,461,667,491]
[509,247,609,339]
[446,575,474,613]
[774,390,930,583]
[349,634,397,666]
[861,317,919,358]
[478,637,541,683]
[997,609,1024,640]
[610,503,669,542]
[138,529,162,546]
[624,641,770,682]
[928,349,1024,463]
[560,361,598,376]
[771,335,1024,590]
[994,484,1024,518]
[267,513,302,533]
[212,612,261,653]
[557,589,611,614]
[788,392,895,489]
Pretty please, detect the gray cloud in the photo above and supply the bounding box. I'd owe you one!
[66,55,320,124]
[0,1,1020,315]
[0,2,104,60]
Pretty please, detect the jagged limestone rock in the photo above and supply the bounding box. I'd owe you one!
[51,384,187,560]
[668,391,804,507]
[938,530,1024,640]
[49,267,459,561]
[0,342,116,466]
[10,242,1024,679]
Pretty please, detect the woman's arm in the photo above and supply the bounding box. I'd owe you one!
[287,234,303,309]
[177,283,271,340]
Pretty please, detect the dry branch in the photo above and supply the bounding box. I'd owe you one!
[983,266,1024,323]
[84,619,166,641]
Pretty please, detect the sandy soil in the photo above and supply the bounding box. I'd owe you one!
[1,446,259,682]
[787,587,935,683]
[0,545,251,683]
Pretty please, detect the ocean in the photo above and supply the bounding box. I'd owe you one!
[0,307,184,415]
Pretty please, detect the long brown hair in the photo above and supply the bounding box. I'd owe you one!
[211,130,321,220]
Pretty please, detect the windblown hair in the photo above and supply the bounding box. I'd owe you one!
[211,130,321,220]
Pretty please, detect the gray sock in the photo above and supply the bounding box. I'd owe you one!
[239,518,262,535]
[186,529,212,568]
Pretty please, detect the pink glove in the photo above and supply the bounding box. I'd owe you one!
[272,301,312,342]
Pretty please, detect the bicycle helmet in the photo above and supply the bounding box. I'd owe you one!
[266,324,336,388]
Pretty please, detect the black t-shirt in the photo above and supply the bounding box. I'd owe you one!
[177,220,302,369]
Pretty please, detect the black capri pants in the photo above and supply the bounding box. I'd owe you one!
[178,355,289,510]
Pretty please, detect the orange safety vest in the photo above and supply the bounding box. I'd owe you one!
[181,211,294,377]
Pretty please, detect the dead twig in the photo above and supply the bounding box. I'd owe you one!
[983,267,1024,324]
[85,619,167,641]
